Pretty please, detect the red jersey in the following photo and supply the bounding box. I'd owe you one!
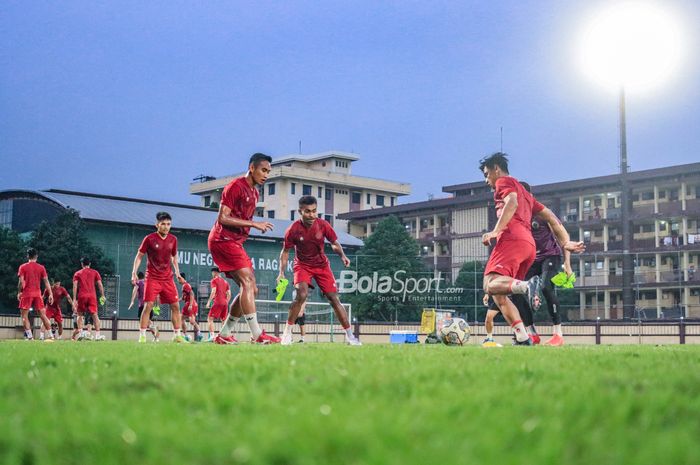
[208,177,259,244]
[73,268,102,299]
[138,232,178,281]
[284,219,338,268]
[493,176,545,244]
[210,276,230,305]
[18,262,48,298]
[44,286,69,310]
[181,282,195,306]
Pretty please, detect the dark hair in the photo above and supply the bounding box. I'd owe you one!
[299,195,317,207]
[249,152,272,167]
[26,248,38,259]
[479,152,509,174]
[520,181,531,193]
[211,266,220,273]
[180,273,186,279]
[81,257,91,266]
[156,211,172,222]
[137,271,144,279]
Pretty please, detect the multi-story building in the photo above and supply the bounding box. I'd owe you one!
[189,151,411,233]
[338,162,700,320]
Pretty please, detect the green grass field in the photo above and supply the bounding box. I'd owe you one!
[1,341,698,465]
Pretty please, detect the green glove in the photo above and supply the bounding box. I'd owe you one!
[99,296,106,306]
[152,305,161,316]
[275,278,289,302]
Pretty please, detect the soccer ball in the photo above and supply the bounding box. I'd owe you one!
[439,318,471,346]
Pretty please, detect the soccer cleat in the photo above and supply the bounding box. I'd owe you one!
[296,339,305,344]
[254,330,281,344]
[481,337,502,348]
[94,334,106,341]
[526,275,543,311]
[544,334,565,346]
[138,334,147,343]
[346,336,362,346]
[172,334,188,344]
[530,334,541,345]
[281,332,292,345]
[43,338,55,343]
[512,336,534,346]
[214,334,238,345]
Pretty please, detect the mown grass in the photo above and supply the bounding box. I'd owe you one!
[0,341,698,465]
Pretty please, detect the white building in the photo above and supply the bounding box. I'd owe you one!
[189,151,411,232]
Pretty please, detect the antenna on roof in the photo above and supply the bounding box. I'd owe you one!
[299,140,302,154]
[192,175,216,183]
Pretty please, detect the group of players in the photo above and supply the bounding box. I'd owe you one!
[17,151,580,347]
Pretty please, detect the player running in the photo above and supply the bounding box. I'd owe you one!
[180,273,201,342]
[128,271,160,341]
[17,248,55,341]
[131,211,187,343]
[43,279,73,339]
[479,153,584,345]
[72,257,107,341]
[208,153,280,344]
[277,195,361,346]
[206,267,231,343]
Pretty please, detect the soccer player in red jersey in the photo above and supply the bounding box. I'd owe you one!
[72,256,107,341]
[17,248,54,341]
[180,273,201,342]
[43,279,73,340]
[209,153,280,344]
[206,267,232,343]
[277,196,361,346]
[131,211,187,343]
[479,153,584,345]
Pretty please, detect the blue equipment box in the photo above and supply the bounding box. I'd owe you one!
[390,330,419,344]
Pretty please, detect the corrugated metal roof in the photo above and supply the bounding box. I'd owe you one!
[2,189,363,247]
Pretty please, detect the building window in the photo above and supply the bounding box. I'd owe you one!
[366,193,371,204]
[291,183,296,195]
[204,196,211,207]
[267,210,275,219]
[290,210,295,220]
[641,191,654,201]
[376,195,385,206]
[335,160,348,168]
[268,183,276,196]
[324,214,332,223]
[658,190,666,199]
[318,187,323,198]
[352,192,361,204]
[608,197,616,208]
[0,200,12,229]
[670,188,679,201]
[391,197,395,206]
[303,184,312,196]
[325,188,332,201]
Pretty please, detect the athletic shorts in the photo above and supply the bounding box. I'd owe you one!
[76,296,98,314]
[209,239,253,273]
[45,307,63,323]
[144,279,179,305]
[208,303,228,320]
[484,238,536,280]
[294,263,338,295]
[295,314,306,326]
[19,295,44,311]
[526,255,561,289]
[182,303,199,318]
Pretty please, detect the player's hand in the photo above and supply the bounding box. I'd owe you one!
[276,273,285,284]
[176,274,185,284]
[131,274,138,285]
[341,255,351,267]
[564,241,586,253]
[253,221,274,233]
[17,292,21,302]
[48,294,54,305]
[128,302,133,310]
[481,231,498,246]
[482,294,489,306]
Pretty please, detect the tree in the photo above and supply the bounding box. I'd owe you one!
[453,260,487,322]
[28,210,115,286]
[346,215,425,321]
[0,228,27,310]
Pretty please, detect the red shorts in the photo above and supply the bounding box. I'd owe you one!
[484,238,536,280]
[209,239,253,273]
[294,263,338,295]
[76,296,98,314]
[208,303,228,320]
[182,303,199,318]
[144,279,179,304]
[19,295,44,311]
[45,307,63,323]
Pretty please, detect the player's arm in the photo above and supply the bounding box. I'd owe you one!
[128,284,138,309]
[43,275,53,305]
[131,251,145,285]
[171,254,184,284]
[482,192,518,245]
[218,203,273,233]
[563,249,573,276]
[330,240,351,267]
[97,279,105,300]
[206,287,216,308]
[65,291,74,308]
[277,247,292,282]
[17,277,23,301]
[536,207,585,253]
[72,281,79,310]
[189,290,195,308]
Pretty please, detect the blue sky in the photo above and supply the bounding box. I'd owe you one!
[1,0,699,205]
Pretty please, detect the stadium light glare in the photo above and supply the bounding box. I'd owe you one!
[578,2,684,93]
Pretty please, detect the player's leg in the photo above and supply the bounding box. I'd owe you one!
[170,301,186,342]
[483,273,530,344]
[207,314,215,340]
[20,308,33,339]
[325,292,361,345]
[138,302,155,342]
[55,313,64,338]
[218,295,242,340]
[297,316,306,343]
[541,256,565,346]
[483,240,542,311]
[92,309,104,341]
[37,307,55,341]
[228,268,279,343]
[281,283,309,345]
[482,308,502,347]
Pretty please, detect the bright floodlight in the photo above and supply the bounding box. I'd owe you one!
[578,2,683,93]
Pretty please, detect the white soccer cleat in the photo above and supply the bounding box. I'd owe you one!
[346,336,362,346]
[94,334,106,341]
[281,332,293,346]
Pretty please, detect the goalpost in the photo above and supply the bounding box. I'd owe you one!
[254,299,352,343]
